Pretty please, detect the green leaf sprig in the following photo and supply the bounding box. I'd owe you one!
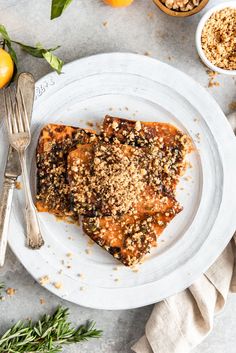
[51,0,74,20]
[0,306,102,353]
[0,282,4,297]
[0,25,64,74]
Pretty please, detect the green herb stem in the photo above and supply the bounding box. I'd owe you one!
[0,306,102,353]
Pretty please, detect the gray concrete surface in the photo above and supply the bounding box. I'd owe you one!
[0,0,236,352]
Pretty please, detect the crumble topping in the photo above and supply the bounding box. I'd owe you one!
[201,8,236,70]
[69,144,147,217]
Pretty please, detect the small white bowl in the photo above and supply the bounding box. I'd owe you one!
[196,1,236,75]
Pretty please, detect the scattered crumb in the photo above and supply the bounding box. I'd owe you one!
[109,107,113,111]
[206,69,217,78]
[206,70,220,88]
[66,252,73,258]
[68,236,75,241]
[53,282,62,289]
[147,12,154,19]
[113,267,119,271]
[86,121,94,127]
[102,21,108,27]
[67,265,71,269]
[114,278,120,282]
[208,80,220,88]
[131,266,139,273]
[87,239,95,247]
[39,275,50,286]
[229,101,236,111]
[132,268,139,273]
[168,56,172,61]
[40,298,46,305]
[6,287,16,296]
[77,273,84,278]
[0,296,6,301]
[125,107,129,111]
[85,249,92,255]
[15,181,22,190]
[80,286,84,291]
[58,269,63,275]
[144,51,151,56]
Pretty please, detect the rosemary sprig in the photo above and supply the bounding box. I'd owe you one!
[0,306,102,353]
[0,282,4,297]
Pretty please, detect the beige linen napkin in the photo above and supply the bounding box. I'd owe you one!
[132,235,236,353]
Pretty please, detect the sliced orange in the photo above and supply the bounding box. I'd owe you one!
[0,48,14,89]
[103,0,134,7]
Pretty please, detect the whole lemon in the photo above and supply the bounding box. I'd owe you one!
[103,0,134,7]
[0,48,14,89]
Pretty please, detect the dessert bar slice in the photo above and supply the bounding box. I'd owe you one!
[102,115,192,194]
[36,123,97,218]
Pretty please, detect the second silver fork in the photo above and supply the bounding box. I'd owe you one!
[4,88,44,249]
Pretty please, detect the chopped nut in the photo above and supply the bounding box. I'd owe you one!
[161,0,201,12]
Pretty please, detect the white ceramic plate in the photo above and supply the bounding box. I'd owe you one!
[1,53,236,310]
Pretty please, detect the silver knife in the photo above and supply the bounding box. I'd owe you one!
[0,73,35,267]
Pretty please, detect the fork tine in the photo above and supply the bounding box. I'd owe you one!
[3,89,13,135]
[15,93,24,133]
[9,90,19,134]
[18,89,30,132]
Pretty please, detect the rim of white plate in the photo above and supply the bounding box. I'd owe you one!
[7,53,236,310]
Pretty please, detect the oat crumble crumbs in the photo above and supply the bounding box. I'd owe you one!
[201,8,236,70]
[6,288,16,296]
[15,181,22,190]
[40,298,46,305]
[53,282,62,289]
[39,275,50,286]
[229,101,236,111]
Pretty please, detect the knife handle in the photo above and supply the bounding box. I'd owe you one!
[0,178,15,267]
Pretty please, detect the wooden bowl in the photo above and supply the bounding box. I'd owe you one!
[153,0,209,17]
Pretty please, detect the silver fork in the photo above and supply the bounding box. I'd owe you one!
[4,87,44,249]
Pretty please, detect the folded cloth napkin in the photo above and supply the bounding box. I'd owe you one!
[132,235,236,353]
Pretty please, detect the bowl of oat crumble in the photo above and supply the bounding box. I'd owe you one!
[153,0,209,17]
[196,2,236,75]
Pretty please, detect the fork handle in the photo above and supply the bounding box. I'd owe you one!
[19,151,44,249]
[0,178,15,267]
